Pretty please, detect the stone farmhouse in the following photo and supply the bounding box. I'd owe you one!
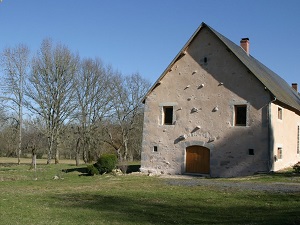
[140,22,300,177]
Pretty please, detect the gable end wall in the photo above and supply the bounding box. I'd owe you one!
[141,27,272,177]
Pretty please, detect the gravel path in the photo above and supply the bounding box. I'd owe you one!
[162,176,300,193]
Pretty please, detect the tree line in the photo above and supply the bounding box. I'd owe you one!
[0,39,151,165]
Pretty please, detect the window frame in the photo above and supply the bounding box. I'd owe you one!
[159,102,177,126]
[234,104,248,126]
[163,106,173,125]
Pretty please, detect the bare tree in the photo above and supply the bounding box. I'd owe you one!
[22,118,48,168]
[74,58,113,164]
[0,44,30,164]
[26,39,79,164]
[104,73,150,162]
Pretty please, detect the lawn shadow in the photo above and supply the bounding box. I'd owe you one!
[52,192,300,225]
[62,165,140,176]
[62,167,88,174]
[271,171,300,178]
[126,164,140,173]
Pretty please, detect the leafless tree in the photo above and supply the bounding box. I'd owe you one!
[0,44,30,164]
[104,73,150,161]
[26,39,79,164]
[74,58,113,164]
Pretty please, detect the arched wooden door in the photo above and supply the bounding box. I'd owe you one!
[186,146,210,174]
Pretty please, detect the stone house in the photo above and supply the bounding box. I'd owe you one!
[140,22,300,177]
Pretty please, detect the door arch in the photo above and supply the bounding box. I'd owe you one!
[186,145,210,174]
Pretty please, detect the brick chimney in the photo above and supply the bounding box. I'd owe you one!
[240,38,250,55]
[292,83,298,92]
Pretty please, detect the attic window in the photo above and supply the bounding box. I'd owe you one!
[163,106,173,125]
[153,146,158,152]
[234,105,247,126]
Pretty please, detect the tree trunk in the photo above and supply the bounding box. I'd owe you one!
[32,152,36,170]
[123,138,128,162]
[47,136,53,164]
[75,138,81,166]
[17,118,21,165]
[55,149,59,164]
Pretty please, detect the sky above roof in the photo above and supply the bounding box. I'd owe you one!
[0,0,299,86]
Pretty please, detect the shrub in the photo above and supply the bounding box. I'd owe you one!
[94,154,117,174]
[86,164,99,176]
[293,162,300,174]
[36,152,44,159]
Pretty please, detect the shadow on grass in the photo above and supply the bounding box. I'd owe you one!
[122,165,141,174]
[272,171,300,178]
[62,165,141,176]
[62,167,88,174]
[52,192,300,225]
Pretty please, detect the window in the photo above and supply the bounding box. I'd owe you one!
[248,149,254,155]
[277,147,282,159]
[297,126,300,154]
[234,105,247,126]
[278,107,282,120]
[153,146,158,152]
[163,106,173,125]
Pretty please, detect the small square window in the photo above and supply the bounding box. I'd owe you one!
[234,105,247,126]
[248,149,254,155]
[278,107,282,120]
[277,147,282,159]
[163,106,173,125]
[153,146,158,152]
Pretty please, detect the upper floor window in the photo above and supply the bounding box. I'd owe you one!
[278,107,283,120]
[163,106,173,125]
[234,105,247,126]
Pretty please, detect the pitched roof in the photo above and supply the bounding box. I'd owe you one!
[143,22,300,113]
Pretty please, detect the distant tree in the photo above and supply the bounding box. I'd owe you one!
[74,58,113,164]
[26,39,79,164]
[0,44,30,164]
[104,73,150,161]
[22,118,48,168]
[0,116,19,157]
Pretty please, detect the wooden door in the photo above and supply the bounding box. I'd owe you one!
[186,146,210,174]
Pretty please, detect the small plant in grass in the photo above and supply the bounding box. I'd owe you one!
[86,164,99,176]
[292,162,300,173]
[94,153,117,174]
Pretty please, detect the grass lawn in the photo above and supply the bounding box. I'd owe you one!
[0,158,300,225]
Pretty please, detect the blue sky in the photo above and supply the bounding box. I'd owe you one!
[0,0,299,86]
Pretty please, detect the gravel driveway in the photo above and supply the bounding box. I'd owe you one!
[162,176,300,193]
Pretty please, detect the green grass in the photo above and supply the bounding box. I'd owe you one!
[0,162,300,225]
